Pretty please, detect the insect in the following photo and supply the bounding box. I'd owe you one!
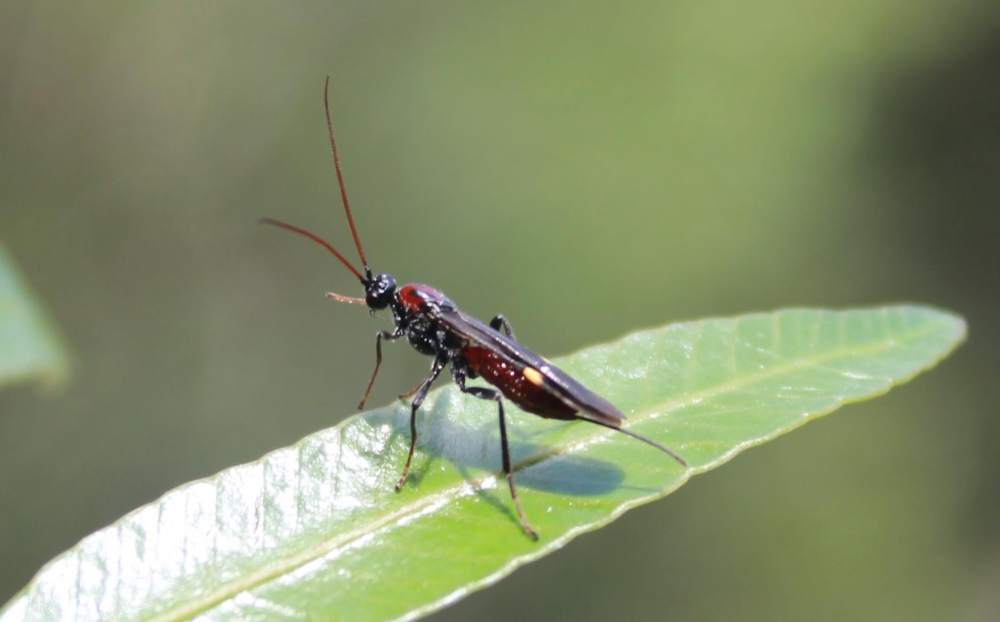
[260,78,687,540]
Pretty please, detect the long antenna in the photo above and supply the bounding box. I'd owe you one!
[324,76,371,279]
[257,217,365,282]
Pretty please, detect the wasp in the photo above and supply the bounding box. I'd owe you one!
[261,78,686,539]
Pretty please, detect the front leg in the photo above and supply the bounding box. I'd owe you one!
[358,327,404,410]
[396,353,448,491]
[455,370,538,540]
[490,314,516,340]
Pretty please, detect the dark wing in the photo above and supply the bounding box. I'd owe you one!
[435,307,625,427]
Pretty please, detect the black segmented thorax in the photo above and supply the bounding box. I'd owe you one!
[404,315,441,356]
[391,283,466,358]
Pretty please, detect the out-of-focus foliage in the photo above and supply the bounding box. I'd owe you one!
[0,244,69,388]
[0,307,965,622]
[1,1,997,621]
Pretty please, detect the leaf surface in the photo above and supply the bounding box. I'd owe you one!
[0,305,965,622]
[0,244,70,388]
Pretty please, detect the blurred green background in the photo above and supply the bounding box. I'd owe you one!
[1,1,998,620]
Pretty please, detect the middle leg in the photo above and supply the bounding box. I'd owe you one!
[395,353,448,491]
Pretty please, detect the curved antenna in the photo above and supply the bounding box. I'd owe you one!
[324,76,371,279]
[257,217,365,283]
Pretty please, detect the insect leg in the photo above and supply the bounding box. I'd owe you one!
[397,377,425,401]
[489,314,516,340]
[455,374,538,540]
[396,353,448,491]
[358,328,404,410]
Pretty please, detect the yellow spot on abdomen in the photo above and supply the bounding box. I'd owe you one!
[522,367,545,386]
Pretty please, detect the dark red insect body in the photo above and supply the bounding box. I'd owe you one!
[261,78,686,540]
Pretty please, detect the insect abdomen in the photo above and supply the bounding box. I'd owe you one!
[462,346,576,420]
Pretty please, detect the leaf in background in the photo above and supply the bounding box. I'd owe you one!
[0,305,964,622]
[0,243,70,388]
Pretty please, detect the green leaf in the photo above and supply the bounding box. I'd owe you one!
[0,244,70,388]
[0,305,964,622]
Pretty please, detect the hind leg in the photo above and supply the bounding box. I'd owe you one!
[455,371,538,540]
